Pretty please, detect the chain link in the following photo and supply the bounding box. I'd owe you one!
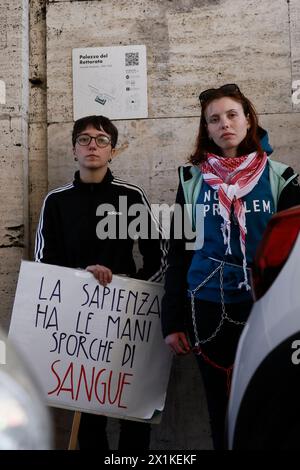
[190,261,246,347]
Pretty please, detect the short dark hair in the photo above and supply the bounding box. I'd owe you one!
[72,115,118,148]
[189,85,263,164]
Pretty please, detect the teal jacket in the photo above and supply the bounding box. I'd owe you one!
[161,146,300,337]
[180,159,298,232]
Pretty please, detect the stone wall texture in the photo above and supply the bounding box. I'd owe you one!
[0,0,29,330]
[0,0,299,450]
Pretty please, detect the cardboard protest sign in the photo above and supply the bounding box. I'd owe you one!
[9,261,172,421]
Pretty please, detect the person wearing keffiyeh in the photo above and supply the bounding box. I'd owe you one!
[161,84,300,449]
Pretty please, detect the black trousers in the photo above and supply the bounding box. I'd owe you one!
[187,298,253,450]
[78,412,151,450]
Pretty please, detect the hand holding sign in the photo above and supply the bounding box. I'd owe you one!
[85,264,113,286]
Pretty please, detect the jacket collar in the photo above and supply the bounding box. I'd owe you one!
[73,168,114,190]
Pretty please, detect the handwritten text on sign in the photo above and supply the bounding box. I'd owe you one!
[9,261,172,420]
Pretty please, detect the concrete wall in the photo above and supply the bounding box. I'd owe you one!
[0,0,29,331]
[45,0,300,204]
[1,0,299,449]
[28,0,48,257]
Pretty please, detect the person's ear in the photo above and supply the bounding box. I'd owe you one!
[109,148,116,163]
[246,114,251,130]
[73,147,78,161]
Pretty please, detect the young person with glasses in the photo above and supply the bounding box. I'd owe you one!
[35,114,168,450]
[161,84,300,449]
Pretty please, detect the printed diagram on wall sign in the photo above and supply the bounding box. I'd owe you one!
[72,45,148,120]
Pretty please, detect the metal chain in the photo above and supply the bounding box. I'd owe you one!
[219,265,246,326]
[190,261,246,347]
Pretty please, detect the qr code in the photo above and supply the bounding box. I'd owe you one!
[125,52,139,66]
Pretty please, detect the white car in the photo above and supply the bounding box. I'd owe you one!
[0,328,52,449]
[227,205,300,450]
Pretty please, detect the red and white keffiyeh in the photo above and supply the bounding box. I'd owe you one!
[200,151,268,290]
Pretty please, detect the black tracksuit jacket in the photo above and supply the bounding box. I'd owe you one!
[35,169,168,283]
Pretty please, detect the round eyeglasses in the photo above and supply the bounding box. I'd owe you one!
[76,134,111,148]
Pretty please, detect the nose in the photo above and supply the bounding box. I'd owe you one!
[220,117,230,129]
[88,137,97,148]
